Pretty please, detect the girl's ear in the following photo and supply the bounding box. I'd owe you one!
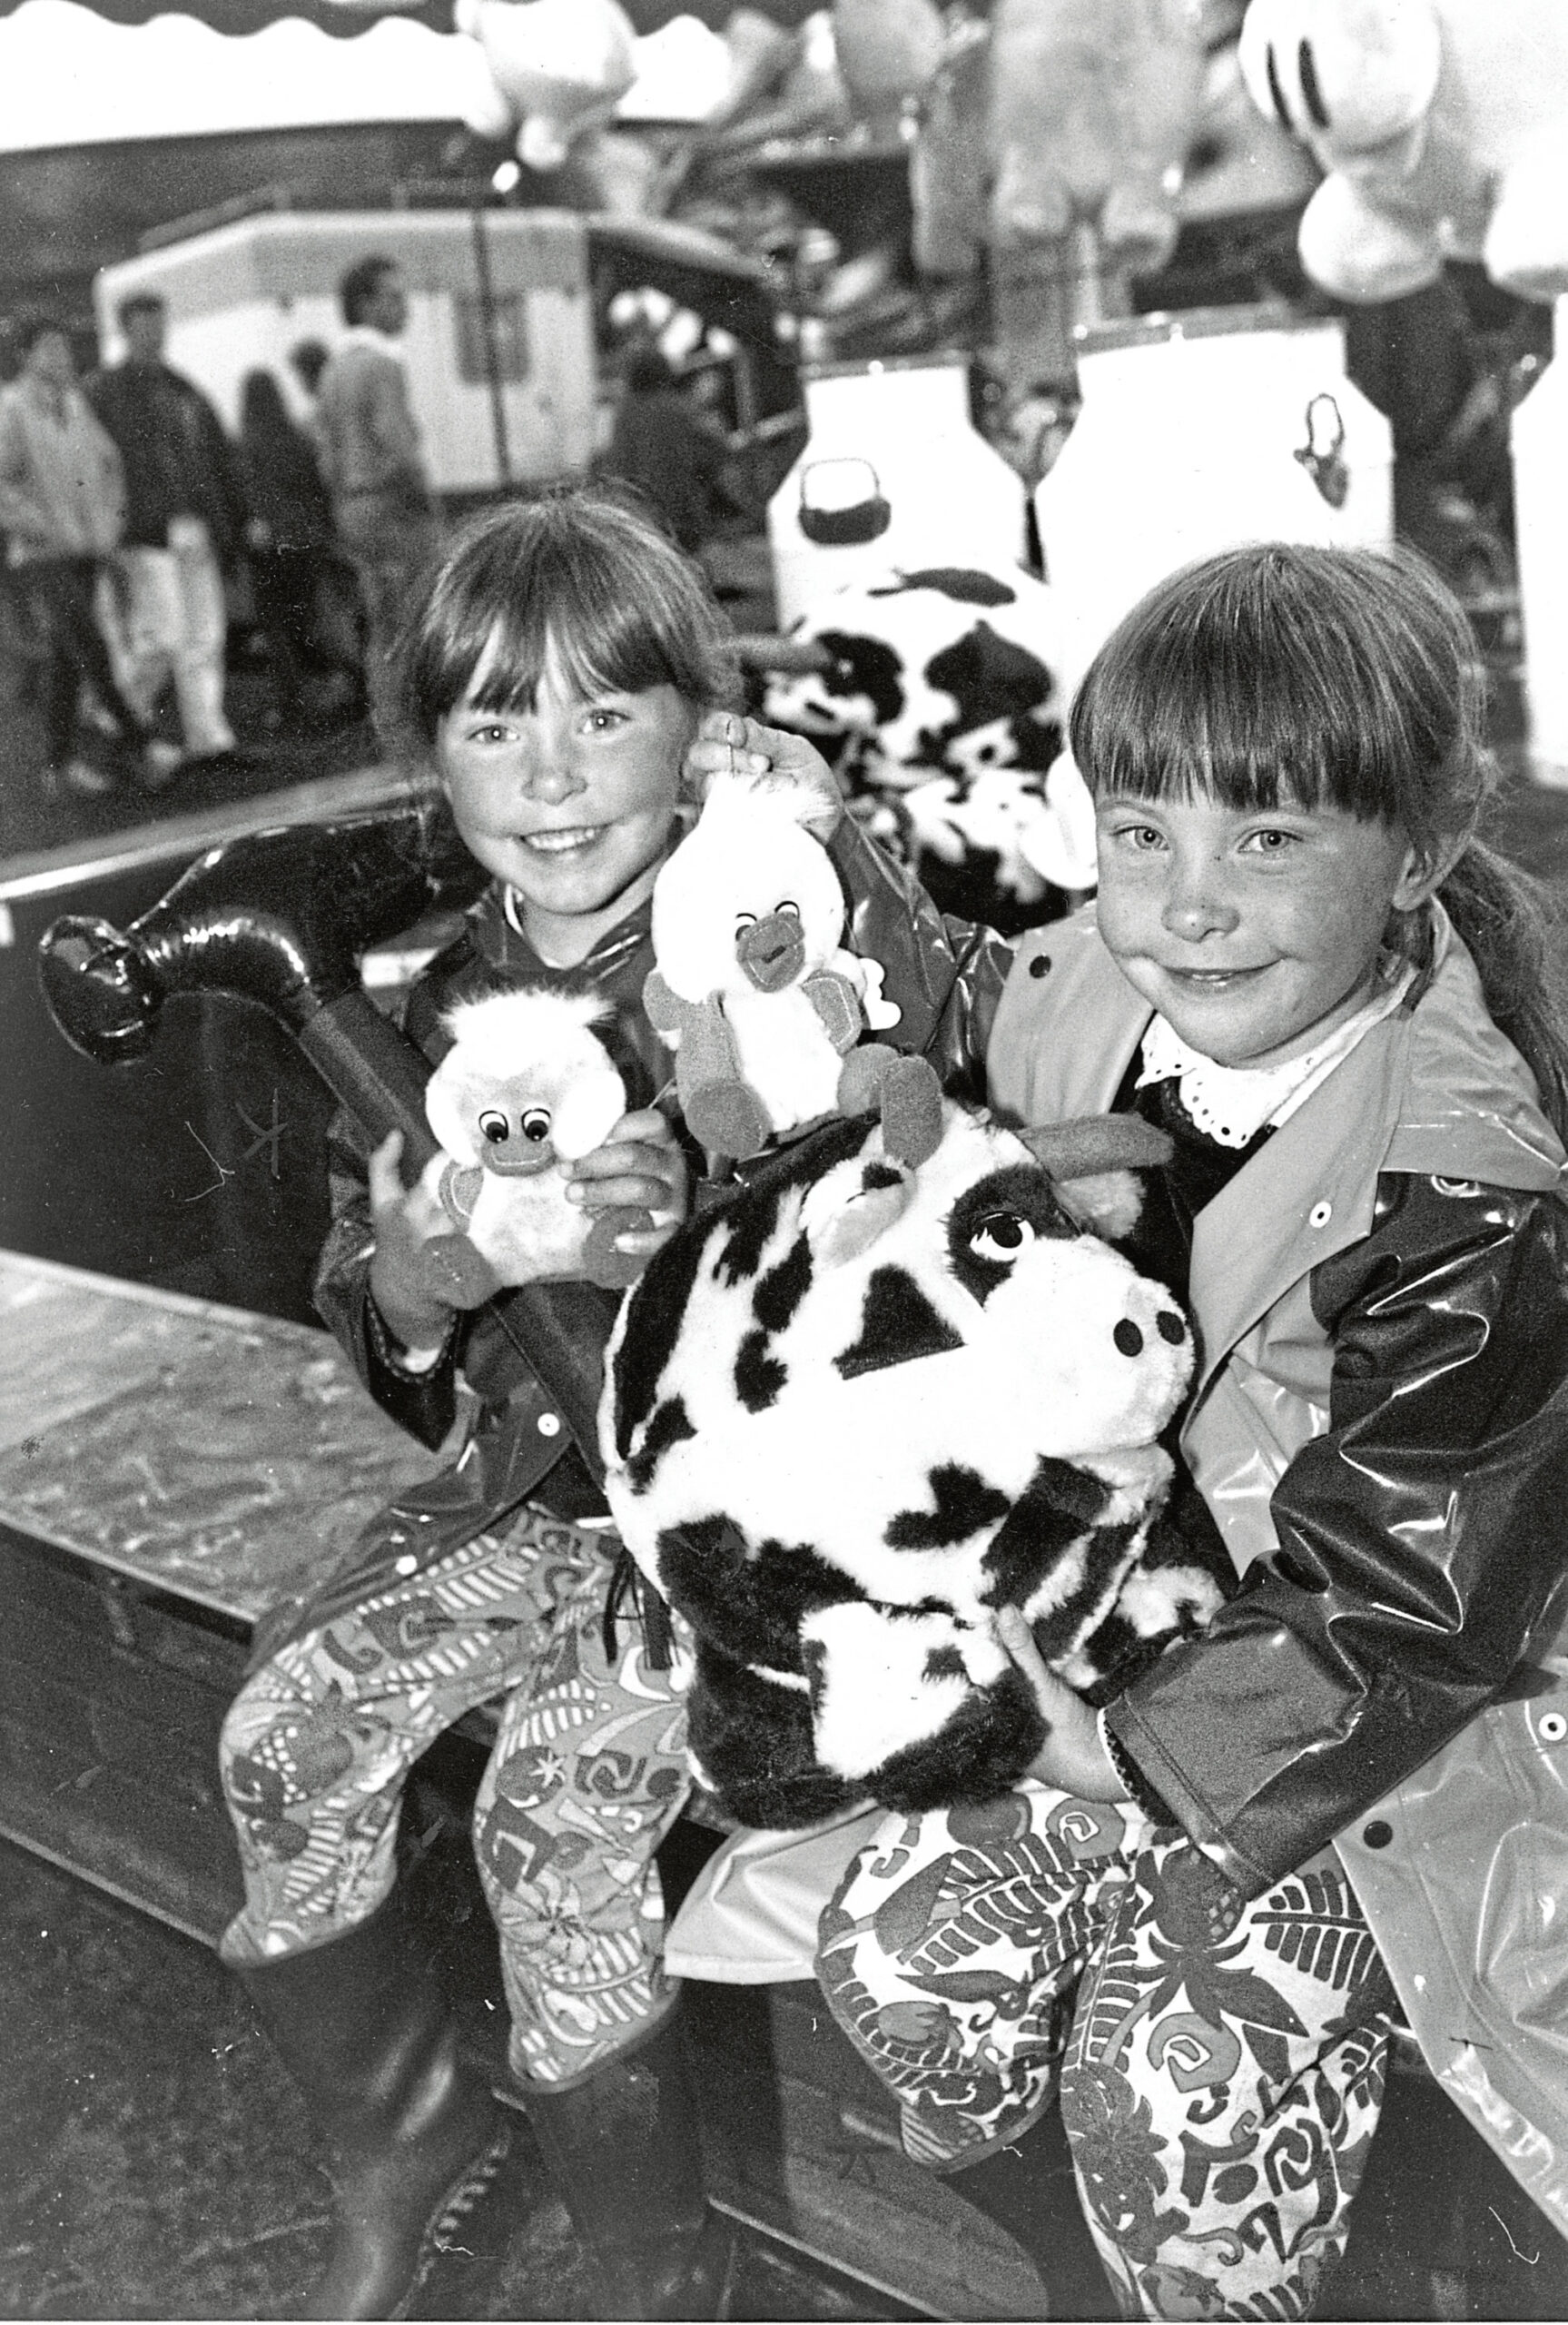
[1391,830,1468,913]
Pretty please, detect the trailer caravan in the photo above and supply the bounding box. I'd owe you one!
[94,207,597,495]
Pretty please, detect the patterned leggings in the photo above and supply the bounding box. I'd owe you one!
[817,1786,1398,2320]
[218,1506,694,2089]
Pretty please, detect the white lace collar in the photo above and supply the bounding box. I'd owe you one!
[1136,960,1418,1150]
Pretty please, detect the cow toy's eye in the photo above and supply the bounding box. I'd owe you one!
[776,899,801,919]
[967,1211,1034,1265]
[478,1110,509,1144]
[735,912,757,935]
[520,1107,553,1143]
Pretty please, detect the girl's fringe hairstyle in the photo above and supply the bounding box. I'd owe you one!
[392,480,739,747]
[1069,541,1568,1141]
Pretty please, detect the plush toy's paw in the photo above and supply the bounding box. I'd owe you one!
[879,1054,943,1168]
[581,1206,656,1291]
[414,1232,500,1310]
[836,1044,943,1167]
[684,1077,772,1160]
[835,1042,894,1118]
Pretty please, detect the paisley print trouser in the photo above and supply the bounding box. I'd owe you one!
[218,1506,694,2089]
[816,1785,1398,2320]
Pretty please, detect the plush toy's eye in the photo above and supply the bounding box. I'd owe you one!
[478,1110,509,1144]
[966,1211,1034,1264]
[775,899,801,919]
[519,1106,553,1143]
[735,912,757,935]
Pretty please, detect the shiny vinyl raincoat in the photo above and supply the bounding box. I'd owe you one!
[989,902,1568,2231]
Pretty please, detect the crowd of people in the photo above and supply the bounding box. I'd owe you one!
[0,254,437,813]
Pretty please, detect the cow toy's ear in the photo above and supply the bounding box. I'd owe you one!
[1016,1116,1174,1242]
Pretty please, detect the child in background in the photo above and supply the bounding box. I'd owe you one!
[215,482,1007,2322]
[814,544,1568,2318]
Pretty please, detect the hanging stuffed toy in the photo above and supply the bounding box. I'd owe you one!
[419,987,655,1299]
[643,772,943,1165]
[600,1100,1233,1829]
[1239,0,1568,302]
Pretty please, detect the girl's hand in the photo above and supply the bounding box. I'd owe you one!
[996,1607,1126,1802]
[685,710,843,840]
[366,1129,477,1347]
[567,1106,690,1259]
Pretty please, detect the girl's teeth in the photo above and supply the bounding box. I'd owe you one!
[525,828,599,853]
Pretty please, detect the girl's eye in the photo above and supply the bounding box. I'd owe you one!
[584,707,627,733]
[1242,828,1298,855]
[968,1212,1034,1263]
[519,1107,553,1143]
[479,1111,509,1144]
[1103,820,1166,852]
[468,723,511,746]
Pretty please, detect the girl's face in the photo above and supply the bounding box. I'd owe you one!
[437,642,697,966]
[1094,788,1432,1069]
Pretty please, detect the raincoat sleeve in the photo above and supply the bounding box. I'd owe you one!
[312,1102,463,1450]
[1104,1175,1568,1896]
[827,813,1017,1103]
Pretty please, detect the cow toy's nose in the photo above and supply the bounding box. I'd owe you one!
[737,913,806,993]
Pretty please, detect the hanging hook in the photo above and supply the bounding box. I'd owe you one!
[1294,391,1349,509]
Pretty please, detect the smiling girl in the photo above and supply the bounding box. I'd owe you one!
[815,543,1568,2318]
[212,483,1005,2324]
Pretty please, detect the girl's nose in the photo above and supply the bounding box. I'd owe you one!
[1161,856,1239,941]
[514,728,587,804]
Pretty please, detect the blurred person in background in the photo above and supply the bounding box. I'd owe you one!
[238,368,357,733]
[314,256,440,745]
[86,291,250,764]
[288,337,330,412]
[602,342,727,555]
[0,310,182,799]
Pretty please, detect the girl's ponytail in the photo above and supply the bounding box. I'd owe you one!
[1436,838,1568,1145]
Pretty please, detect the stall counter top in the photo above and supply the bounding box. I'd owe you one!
[0,1250,444,1624]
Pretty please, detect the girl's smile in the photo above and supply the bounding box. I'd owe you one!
[1093,791,1434,1069]
[436,645,697,966]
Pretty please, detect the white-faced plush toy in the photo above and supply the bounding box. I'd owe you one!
[420,987,652,1297]
[1239,0,1568,302]
[600,1100,1232,1829]
[643,772,943,1166]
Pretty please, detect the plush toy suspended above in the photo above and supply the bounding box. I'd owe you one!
[419,987,655,1300]
[1239,0,1568,302]
[643,772,943,1166]
[600,1100,1233,1830]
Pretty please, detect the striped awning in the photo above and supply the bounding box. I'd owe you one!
[0,0,823,152]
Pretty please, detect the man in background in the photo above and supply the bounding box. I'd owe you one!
[314,257,440,743]
[0,310,183,797]
[87,291,248,763]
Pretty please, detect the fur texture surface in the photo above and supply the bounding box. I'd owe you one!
[600,1101,1232,1827]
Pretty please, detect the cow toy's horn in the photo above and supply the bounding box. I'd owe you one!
[1016,1116,1174,1181]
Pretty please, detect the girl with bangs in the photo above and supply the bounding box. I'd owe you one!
[212,483,1010,2322]
[814,543,1568,2318]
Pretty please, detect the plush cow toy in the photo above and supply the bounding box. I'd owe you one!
[761,565,1095,936]
[644,771,943,1166]
[600,1100,1232,1829]
[419,987,653,1299]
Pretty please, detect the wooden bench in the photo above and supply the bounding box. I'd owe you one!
[0,1248,1055,2320]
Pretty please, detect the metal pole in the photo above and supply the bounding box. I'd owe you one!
[469,203,512,488]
